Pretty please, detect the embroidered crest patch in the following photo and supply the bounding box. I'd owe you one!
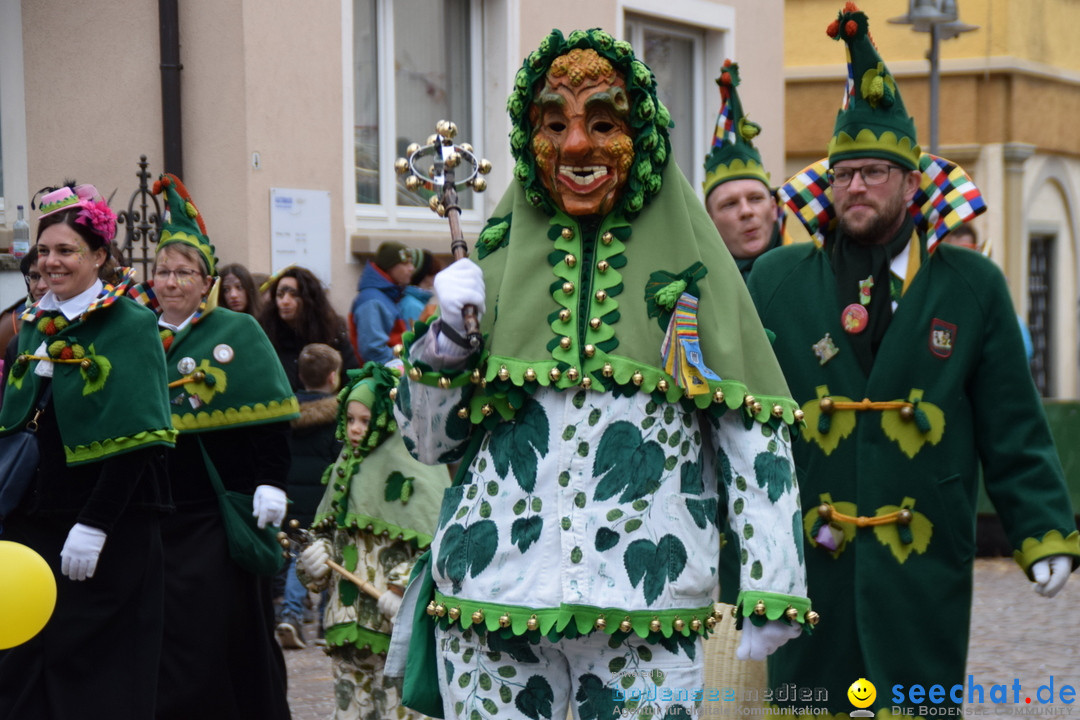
[929,318,956,358]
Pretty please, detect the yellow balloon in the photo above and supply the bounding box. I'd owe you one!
[0,541,57,649]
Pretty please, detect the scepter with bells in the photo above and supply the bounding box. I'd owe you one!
[278,520,391,600]
[395,119,492,349]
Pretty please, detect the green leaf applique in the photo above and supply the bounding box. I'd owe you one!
[516,675,555,720]
[435,520,499,593]
[799,385,856,456]
[880,389,945,458]
[593,421,665,503]
[753,450,793,503]
[803,493,858,558]
[685,498,718,529]
[489,398,550,492]
[384,471,414,504]
[871,497,933,563]
[576,672,624,720]
[624,534,687,606]
[510,515,543,553]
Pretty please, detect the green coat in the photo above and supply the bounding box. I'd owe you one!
[747,237,1079,715]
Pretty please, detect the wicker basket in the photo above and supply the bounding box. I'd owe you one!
[702,603,767,711]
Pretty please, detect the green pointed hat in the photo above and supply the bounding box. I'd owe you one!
[152,173,218,275]
[826,3,921,171]
[702,60,770,198]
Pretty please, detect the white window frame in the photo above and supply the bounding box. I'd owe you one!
[0,0,30,225]
[343,0,488,237]
[617,0,733,194]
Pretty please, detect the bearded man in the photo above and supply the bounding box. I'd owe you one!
[389,29,814,720]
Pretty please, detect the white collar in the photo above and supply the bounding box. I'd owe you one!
[159,311,198,333]
[37,280,105,321]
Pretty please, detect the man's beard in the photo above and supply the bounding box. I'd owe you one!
[838,192,908,246]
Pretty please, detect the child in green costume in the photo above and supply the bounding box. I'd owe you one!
[298,362,450,719]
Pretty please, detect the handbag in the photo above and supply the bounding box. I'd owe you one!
[197,437,285,576]
[399,549,445,718]
[0,384,53,532]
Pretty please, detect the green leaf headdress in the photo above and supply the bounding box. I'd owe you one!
[507,28,673,219]
[152,173,218,276]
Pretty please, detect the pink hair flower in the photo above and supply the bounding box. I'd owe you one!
[75,199,118,243]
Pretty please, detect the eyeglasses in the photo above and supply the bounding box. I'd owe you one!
[24,273,43,285]
[153,268,203,281]
[827,164,903,188]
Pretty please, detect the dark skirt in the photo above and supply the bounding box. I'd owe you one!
[0,510,164,720]
[155,500,291,720]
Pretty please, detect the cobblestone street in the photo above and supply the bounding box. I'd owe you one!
[285,558,1080,719]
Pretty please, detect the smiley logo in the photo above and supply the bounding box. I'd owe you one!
[847,678,876,709]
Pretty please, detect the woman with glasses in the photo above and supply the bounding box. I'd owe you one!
[260,265,359,391]
[137,175,297,720]
[0,182,174,720]
[0,248,50,393]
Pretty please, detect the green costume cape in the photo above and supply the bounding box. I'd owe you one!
[0,273,175,464]
[444,161,798,424]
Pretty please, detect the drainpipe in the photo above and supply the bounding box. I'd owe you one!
[159,0,183,178]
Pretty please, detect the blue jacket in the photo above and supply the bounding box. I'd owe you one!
[399,285,434,330]
[351,262,405,364]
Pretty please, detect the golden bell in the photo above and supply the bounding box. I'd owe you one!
[754,600,767,616]
[602,363,614,378]
[471,610,484,624]
[425,134,439,146]
[406,175,421,192]
[673,618,685,632]
[192,370,206,383]
[595,290,607,303]
[806,610,821,626]
[559,309,572,323]
[481,404,494,417]
[457,407,469,419]
[562,282,575,295]
[470,369,482,383]
[438,376,451,389]
[564,254,577,268]
[619,618,633,633]
[594,616,607,631]
[751,401,763,415]
[409,367,422,381]
[581,377,592,389]
[445,152,460,169]
[794,408,805,423]
[436,203,446,217]
[601,232,614,245]
[435,603,447,617]
[744,395,756,409]
[561,227,574,240]
[392,344,404,357]
[426,601,437,616]
[472,177,487,193]
[524,368,537,382]
[897,508,913,525]
[657,379,669,393]
[899,405,915,422]
[772,404,784,418]
[389,387,398,401]
[405,142,421,157]
[498,614,511,628]
[817,503,833,521]
[81,359,92,369]
[785,606,799,621]
[690,618,701,632]
[459,142,474,154]
[649,618,661,632]
[478,159,492,175]
[705,616,717,630]
[559,337,572,350]
[566,368,580,382]
[631,371,644,386]
[448,607,461,621]
[819,396,835,414]
[597,260,610,273]
[713,389,725,404]
[394,157,409,174]
[527,615,539,631]
[589,317,601,330]
[548,368,562,382]
[498,365,510,381]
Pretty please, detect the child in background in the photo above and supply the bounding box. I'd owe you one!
[277,343,343,648]
[297,362,449,719]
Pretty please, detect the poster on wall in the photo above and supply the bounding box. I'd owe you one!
[270,188,332,288]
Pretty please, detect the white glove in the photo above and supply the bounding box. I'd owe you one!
[433,259,485,339]
[377,590,404,623]
[1032,554,1073,598]
[252,485,287,529]
[60,523,108,581]
[298,539,332,583]
[736,619,802,661]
